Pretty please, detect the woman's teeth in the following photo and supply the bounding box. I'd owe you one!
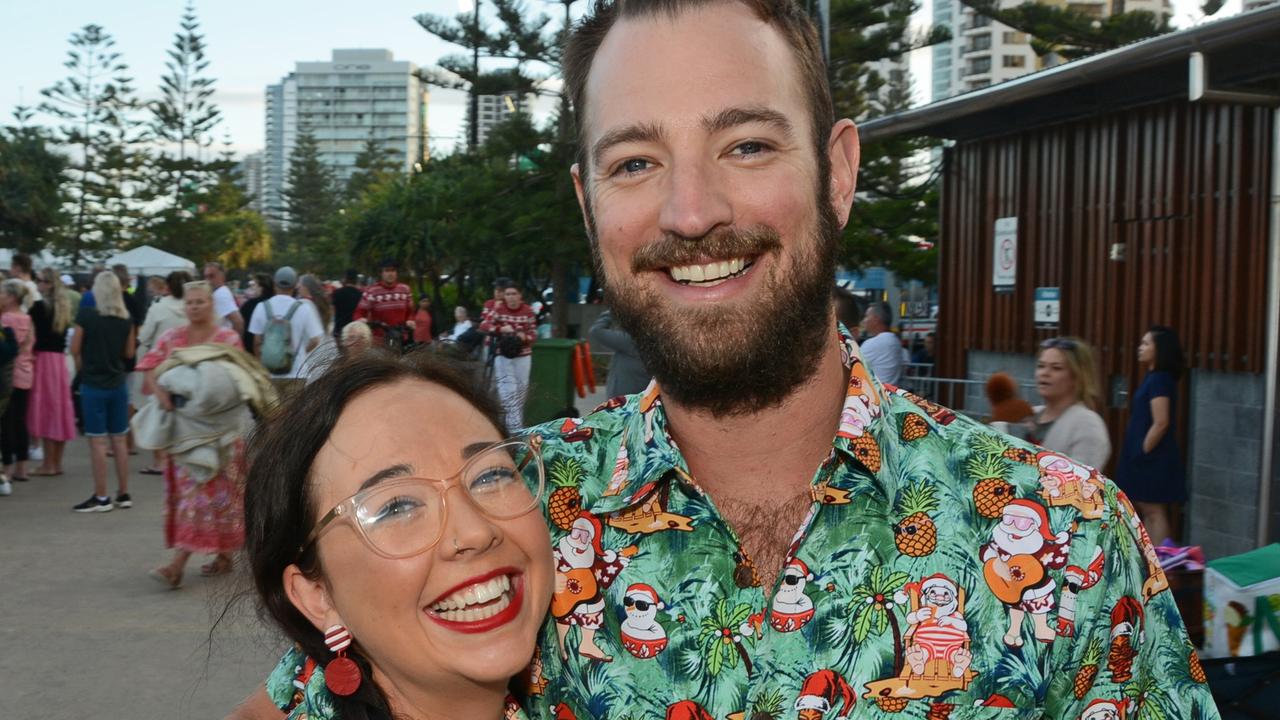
[667,257,751,286]
[431,574,514,622]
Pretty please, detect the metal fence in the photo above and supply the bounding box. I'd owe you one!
[898,363,1038,419]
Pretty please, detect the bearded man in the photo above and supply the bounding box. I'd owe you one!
[241,0,1217,718]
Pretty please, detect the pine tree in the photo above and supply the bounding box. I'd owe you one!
[39,24,147,264]
[344,136,400,203]
[282,127,339,269]
[827,0,947,283]
[151,0,222,206]
[0,108,68,252]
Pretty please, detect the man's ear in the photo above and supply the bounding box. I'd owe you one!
[827,119,861,229]
[571,163,590,235]
[283,563,340,633]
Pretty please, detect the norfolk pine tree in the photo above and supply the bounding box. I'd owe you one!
[39,23,146,264]
[282,127,340,270]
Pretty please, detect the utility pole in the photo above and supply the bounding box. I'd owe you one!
[469,0,481,150]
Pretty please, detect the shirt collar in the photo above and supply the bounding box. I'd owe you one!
[585,323,895,515]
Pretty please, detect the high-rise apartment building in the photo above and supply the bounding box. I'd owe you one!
[237,152,265,213]
[933,0,1173,101]
[468,92,525,147]
[263,49,428,225]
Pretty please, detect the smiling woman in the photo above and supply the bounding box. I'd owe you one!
[243,351,553,720]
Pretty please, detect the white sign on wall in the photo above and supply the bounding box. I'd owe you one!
[1035,287,1060,329]
[993,217,1018,292]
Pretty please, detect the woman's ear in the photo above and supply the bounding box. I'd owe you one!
[284,563,340,632]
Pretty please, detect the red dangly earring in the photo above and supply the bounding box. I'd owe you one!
[323,624,362,696]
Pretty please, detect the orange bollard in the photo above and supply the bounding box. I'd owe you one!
[581,342,597,393]
[571,343,588,399]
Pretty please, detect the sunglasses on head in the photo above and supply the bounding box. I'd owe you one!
[623,597,655,611]
[1040,337,1077,351]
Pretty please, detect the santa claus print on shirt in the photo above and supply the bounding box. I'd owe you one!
[981,498,1071,646]
[618,583,669,660]
[770,558,817,633]
[898,574,973,680]
[1037,451,1106,520]
[794,669,856,720]
[551,511,635,662]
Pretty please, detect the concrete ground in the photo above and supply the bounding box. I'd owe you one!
[0,440,279,720]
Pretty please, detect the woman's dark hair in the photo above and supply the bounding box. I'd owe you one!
[1149,325,1184,380]
[244,350,506,720]
[166,270,192,299]
[254,272,276,300]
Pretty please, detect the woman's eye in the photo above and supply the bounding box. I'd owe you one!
[368,496,425,523]
[469,468,518,493]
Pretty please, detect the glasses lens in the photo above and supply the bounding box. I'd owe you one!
[354,481,444,557]
[462,440,543,519]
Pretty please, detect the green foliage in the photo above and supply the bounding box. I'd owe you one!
[957,0,1170,60]
[149,0,222,209]
[38,23,150,264]
[696,599,753,677]
[828,0,944,283]
[344,136,400,203]
[281,127,340,271]
[0,109,67,252]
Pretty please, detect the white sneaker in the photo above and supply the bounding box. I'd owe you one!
[0,479,11,496]
[28,446,43,461]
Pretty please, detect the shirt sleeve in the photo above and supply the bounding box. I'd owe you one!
[213,286,238,320]
[353,290,369,321]
[247,302,267,336]
[1045,486,1221,719]
[135,328,175,371]
[1149,372,1175,400]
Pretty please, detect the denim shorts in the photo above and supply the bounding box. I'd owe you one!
[80,383,130,437]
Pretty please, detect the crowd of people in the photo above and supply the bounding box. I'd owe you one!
[7,1,1221,717]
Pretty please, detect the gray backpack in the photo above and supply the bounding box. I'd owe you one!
[260,300,302,373]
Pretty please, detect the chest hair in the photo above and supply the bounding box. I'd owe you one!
[716,489,814,590]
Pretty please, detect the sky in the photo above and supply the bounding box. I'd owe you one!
[0,0,1242,159]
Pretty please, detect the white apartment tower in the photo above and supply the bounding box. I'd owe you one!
[263,49,428,224]
[237,152,265,214]
[469,92,525,147]
[934,0,1173,101]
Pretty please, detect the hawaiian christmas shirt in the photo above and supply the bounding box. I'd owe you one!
[268,326,1219,720]
[520,327,1219,720]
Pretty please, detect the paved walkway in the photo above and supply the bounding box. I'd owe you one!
[0,442,276,719]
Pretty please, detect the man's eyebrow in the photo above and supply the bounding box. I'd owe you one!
[591,121,665,168]
[702,105,794,138]
[357,463,414,492]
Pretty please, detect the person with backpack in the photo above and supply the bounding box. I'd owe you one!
[247,267,324,398]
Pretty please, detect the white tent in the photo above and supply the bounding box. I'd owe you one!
[104,246,197,277]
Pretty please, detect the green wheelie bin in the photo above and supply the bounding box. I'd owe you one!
[524,339,580,426]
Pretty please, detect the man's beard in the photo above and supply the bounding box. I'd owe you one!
[586,180,841,417]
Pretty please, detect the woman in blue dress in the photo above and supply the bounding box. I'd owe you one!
[1115,325,1185,545]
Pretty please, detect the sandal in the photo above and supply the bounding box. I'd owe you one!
[148,565,183,590]
[30,468,62,477]
[139,467,163,476]
[200,556,233,577]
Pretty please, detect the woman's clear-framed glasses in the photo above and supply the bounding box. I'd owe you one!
[302,438,544,559]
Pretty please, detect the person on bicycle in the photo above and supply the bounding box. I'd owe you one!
[353,259,414,349]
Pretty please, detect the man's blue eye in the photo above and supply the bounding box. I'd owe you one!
[621,159,649,174]
[737,141,765,155]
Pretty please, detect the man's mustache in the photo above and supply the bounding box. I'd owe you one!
[631,225,783,273]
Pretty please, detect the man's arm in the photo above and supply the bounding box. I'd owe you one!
[223,688,283,720]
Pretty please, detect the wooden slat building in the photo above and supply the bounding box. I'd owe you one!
[861,5,1280,559]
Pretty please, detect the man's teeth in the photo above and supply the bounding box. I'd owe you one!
[667,257,750,286]
[432,574,513,621]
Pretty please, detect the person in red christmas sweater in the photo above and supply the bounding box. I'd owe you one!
[353,259,414,347]
[480,280,537,431]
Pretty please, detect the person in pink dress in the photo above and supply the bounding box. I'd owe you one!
[28,268,79,476]
[139,281,247,589]
[0,279,35,483]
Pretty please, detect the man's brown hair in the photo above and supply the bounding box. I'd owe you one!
[562,0,833,173]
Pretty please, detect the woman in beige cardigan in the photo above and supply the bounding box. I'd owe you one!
[1030,337,1111,470]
